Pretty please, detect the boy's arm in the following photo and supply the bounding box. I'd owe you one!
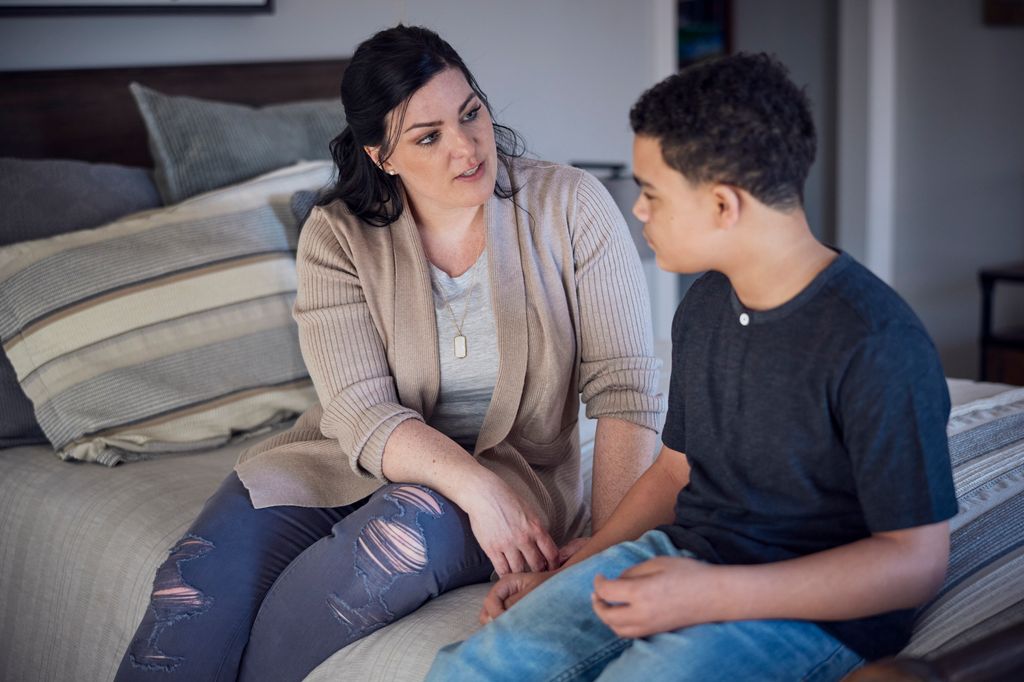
[574,444,688,566]
[592,520,950,638]
[480,444,689,622]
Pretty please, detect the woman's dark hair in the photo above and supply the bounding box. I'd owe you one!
[318,25,525,226]
[630,52,816,210]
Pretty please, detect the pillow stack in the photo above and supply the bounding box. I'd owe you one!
[1,80,345,461]
[0,158,163,447]
[904,386,1024,655]
[0,161,333,465]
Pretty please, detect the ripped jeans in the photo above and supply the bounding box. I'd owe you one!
[114,472,492,682]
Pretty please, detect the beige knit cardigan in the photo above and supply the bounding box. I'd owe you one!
[236,157,665,545]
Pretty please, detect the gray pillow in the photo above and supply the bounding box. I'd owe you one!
[0,356,45,448]
[290,189,320,229]
[0,157,162,447]
[0,157,161,246]
[130,83,344,205]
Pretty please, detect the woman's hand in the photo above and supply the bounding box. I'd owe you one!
[475,535,590,624]
[479,571,554,623]
[461,474,560,576]
[557,536,590,566]
[380,421,558,575]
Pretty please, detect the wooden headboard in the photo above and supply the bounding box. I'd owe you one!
[0,58,349,167]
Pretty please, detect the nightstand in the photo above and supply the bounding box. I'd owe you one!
[979,262,1024,385]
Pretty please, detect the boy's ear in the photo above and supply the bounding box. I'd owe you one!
[712,184,741,229]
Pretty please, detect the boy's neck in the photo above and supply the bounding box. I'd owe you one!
[720,210,837,312]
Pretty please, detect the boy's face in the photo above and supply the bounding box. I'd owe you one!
[631,134,720,274]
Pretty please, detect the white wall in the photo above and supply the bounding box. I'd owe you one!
[839,0,1024,379]
[733,0,838,243]
[0,0,656,172]
[711,0,1024,379]
[837,0,899,284]
[891,0,1024,379]
[8,2,1016,368]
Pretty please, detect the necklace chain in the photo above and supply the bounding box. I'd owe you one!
[432,256,481,357]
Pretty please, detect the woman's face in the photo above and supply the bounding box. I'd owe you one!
[373,67,498,215]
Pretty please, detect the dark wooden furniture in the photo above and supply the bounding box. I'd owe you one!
[979,262,1024,385]
[0,58,349,167]
[984,0,1024,25]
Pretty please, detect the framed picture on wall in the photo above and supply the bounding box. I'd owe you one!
[678,0,732,69]
[0,0,273,14]
[984,0,1024,24]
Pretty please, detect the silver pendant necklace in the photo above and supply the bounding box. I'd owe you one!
[433,258,480,359]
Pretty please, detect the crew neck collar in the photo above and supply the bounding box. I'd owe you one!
[727,249,851,326]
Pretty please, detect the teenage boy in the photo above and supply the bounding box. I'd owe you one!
[426,52,958,681]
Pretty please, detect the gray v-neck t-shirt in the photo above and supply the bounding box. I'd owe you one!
[427,248,498,451]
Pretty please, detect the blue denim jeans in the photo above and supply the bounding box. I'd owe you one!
[115,472,491,682]
[428,530,864,682]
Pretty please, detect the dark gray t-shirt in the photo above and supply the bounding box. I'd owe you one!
[658,251,958,661]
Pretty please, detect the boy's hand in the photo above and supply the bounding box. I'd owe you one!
[479,571,554,624]
[591,556,720,638]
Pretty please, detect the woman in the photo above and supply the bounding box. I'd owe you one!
[116,25,663,682]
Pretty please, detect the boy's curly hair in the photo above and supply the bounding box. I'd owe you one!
[630,52,816,210]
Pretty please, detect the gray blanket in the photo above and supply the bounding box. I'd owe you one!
[1,379,1020,681]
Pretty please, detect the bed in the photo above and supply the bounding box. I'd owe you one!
[1,60,1023,682]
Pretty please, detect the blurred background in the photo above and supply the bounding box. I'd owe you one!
[1,0,1022,381]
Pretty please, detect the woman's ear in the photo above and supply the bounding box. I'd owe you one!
[364,145,389,174]
[712,184,741,230]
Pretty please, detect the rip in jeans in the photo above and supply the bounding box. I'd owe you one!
[129,535,215,671]
[326,485,445,637]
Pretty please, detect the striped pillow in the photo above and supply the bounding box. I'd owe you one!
[904,386,1024,656]
[0,161,333,465]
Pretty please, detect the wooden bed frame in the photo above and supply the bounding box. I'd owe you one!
[0,58,349,167]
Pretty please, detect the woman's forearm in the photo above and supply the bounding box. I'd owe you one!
[380,419,496,507]
[381,419,562,574]
[590,417,660,531]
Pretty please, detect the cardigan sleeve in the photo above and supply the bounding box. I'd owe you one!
[570,171,666,432]
[293,208,423,481]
